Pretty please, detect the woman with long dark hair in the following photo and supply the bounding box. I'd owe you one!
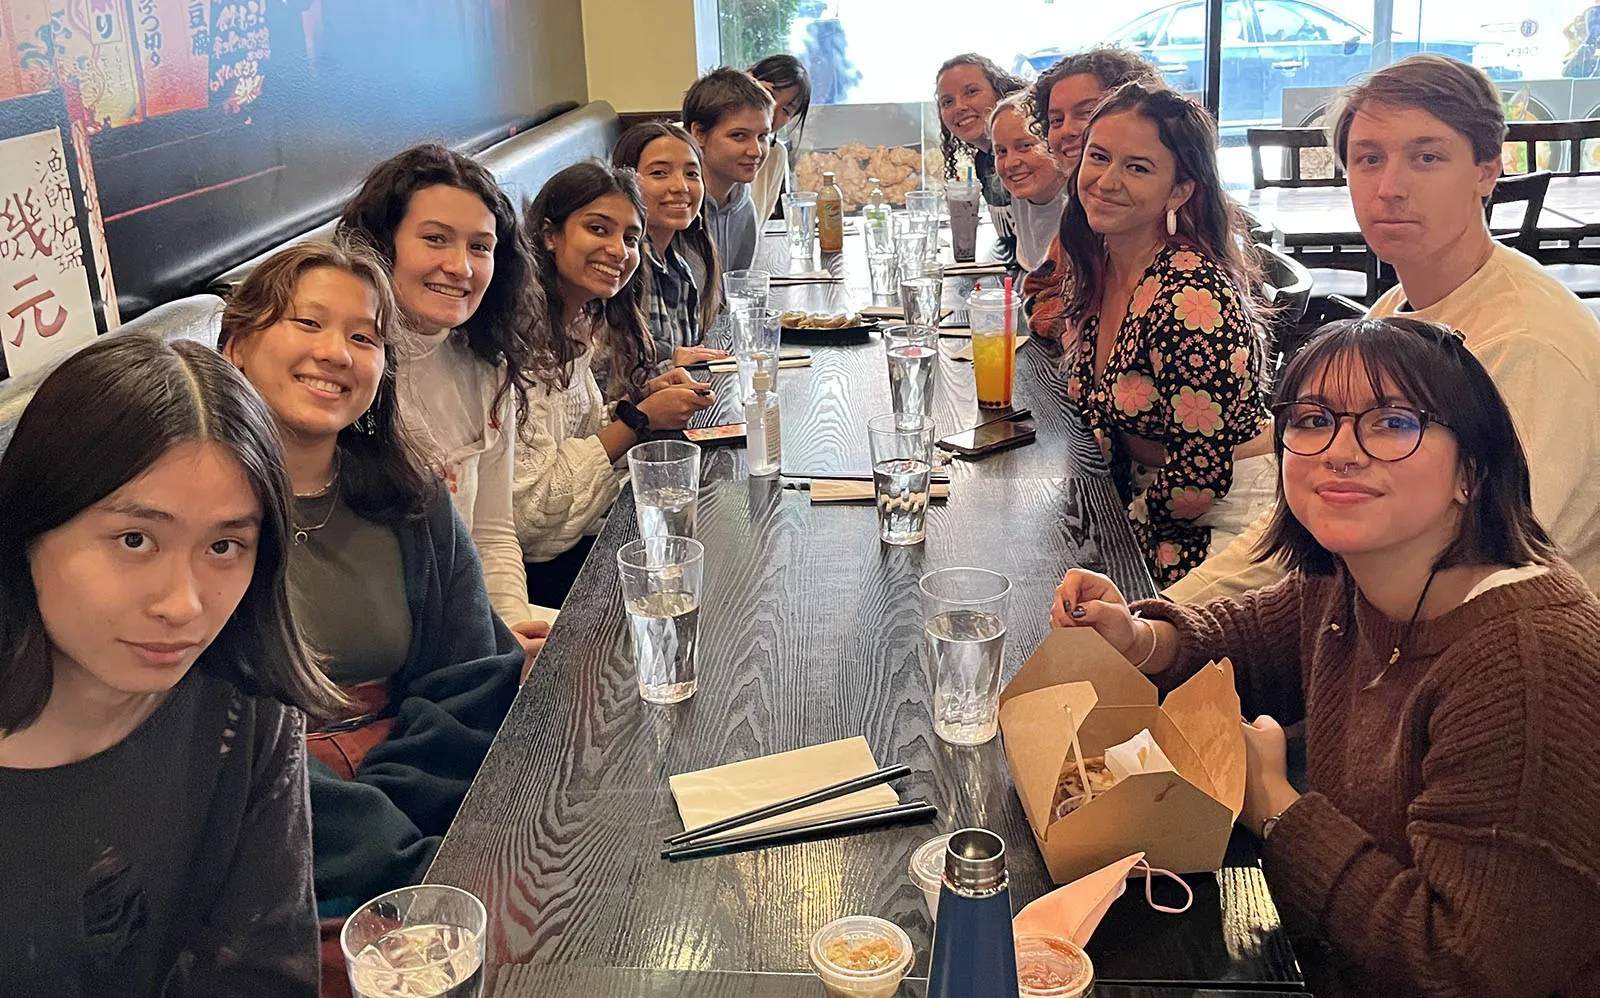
[935,53,1028,267]
[220,240,526,934]
[748,53,813,226]
[515,161,715,606]
[0,333,342,995]
[612,121,728,368]
[1052,318,1600,998]
[1058,81,1273,584]
[337,143,541,630]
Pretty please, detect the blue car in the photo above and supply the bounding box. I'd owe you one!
[1018,0,1520,129]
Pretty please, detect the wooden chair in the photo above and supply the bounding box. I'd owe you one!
[1247,127,1345,189]
[1503,119,1600,178]
[1486,169,1552,256]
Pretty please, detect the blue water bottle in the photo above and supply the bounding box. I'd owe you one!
[926,827,1019,998]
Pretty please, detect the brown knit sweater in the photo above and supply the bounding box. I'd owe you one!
[1135,560,1600,998]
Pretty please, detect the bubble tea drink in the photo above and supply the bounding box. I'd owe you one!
[945,179,981,263]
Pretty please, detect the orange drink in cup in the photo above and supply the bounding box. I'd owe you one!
[967,286,1021,408]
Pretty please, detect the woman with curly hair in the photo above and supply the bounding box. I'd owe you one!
[337,144,542,633]
[935,53,1028,267]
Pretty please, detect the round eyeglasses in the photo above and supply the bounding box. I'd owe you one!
[1272,401,1450,463]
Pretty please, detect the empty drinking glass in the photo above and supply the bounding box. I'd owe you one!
[617,536,704,705]
[732,306,782,403]
[628,440,701,541]
[868,249,899,306]
[919,567,1012,746]
[884,324,938,426]
[867,413,935,546]
[784,191,819,260]
[724,268,771,312]
[900,262,944,328]
[342,885,487,998]
[905,189,942,221]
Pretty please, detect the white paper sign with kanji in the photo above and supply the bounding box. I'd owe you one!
[0,128,99,377]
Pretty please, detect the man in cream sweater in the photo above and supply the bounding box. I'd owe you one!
[1169,55,1600,602]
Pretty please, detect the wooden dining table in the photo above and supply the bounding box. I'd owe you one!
[425,223,1308,995]
[1232,176,1600,246]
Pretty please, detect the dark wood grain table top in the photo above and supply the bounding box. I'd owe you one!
[426,226,1304,994]
[486,964,1312,998]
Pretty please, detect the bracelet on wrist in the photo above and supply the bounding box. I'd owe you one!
[1131,613,1159,670]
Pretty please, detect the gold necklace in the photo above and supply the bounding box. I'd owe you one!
[293,473,341,545]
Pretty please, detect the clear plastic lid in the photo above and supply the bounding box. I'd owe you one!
[809,915,914,983]
[1015,933,1095,998]
[909,832,954,892]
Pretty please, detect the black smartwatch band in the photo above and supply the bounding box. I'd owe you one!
[616,399,651,440]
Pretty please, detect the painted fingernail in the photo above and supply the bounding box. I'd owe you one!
[1070,606,1086,619]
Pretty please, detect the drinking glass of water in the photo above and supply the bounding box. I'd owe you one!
[724,268,771,312]
[919,567,1011,746]
[617,536,704,705]
[342,884,486,998]
[732,306,782,403]
[868,249,899,306]
[905,189,942,221]
[883,324,938,427]
[867,413,934,546]
[627,440,701,540]
[900,262,944,328]
[783,191,819,260]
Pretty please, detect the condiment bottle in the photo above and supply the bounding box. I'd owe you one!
[818,170,845,253]
[744,365,781,476]
[927,827,1020,998]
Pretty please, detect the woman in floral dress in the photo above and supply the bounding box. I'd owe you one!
[1057,82,1275,585]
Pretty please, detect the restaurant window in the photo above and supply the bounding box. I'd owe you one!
[713,0,1187,209]
[711,0,1600,193]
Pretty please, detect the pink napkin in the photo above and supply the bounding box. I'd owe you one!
[1013,853,1145,947]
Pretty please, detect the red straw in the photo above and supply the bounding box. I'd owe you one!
[1003,275,1014,338]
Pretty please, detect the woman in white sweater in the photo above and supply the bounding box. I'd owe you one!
[338,145,542,638]
[516,162,716,606]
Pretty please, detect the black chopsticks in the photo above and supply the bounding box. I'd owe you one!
[665,764,912,847]
[661,800,938,861]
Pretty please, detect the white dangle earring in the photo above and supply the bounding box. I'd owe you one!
[1166,208,1178,237]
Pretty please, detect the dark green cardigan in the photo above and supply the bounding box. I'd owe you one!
[309,481,523,916]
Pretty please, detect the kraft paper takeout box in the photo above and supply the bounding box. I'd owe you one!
[998,627,1246,884]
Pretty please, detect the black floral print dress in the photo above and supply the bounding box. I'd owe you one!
[1066,243,1268,585]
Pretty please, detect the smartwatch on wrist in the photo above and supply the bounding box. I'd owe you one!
[615,399,651,440]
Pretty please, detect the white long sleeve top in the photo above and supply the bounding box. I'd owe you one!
[395,328,530,626]
[512,347,624,564]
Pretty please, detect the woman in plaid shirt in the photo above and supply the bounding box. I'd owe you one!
[614,122,729,381]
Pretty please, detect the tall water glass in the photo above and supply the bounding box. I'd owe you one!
[732,306,782,403]
[884,324,939,426]
[919,567,1012,746]
[342,885,487,998]
[900,262,944,328]
[724,268,771,312]
[617,536,704,704]
[905,189,942,221]
[868,249,899,306]
[783,191,818,260]
[867,413,934,546]
[627,440,701,540]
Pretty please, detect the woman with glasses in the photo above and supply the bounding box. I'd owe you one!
[1049,317,1600,998]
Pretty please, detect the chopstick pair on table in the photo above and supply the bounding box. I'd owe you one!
[661,764,937,861]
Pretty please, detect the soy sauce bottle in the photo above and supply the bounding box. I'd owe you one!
[927,828,1020,998]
